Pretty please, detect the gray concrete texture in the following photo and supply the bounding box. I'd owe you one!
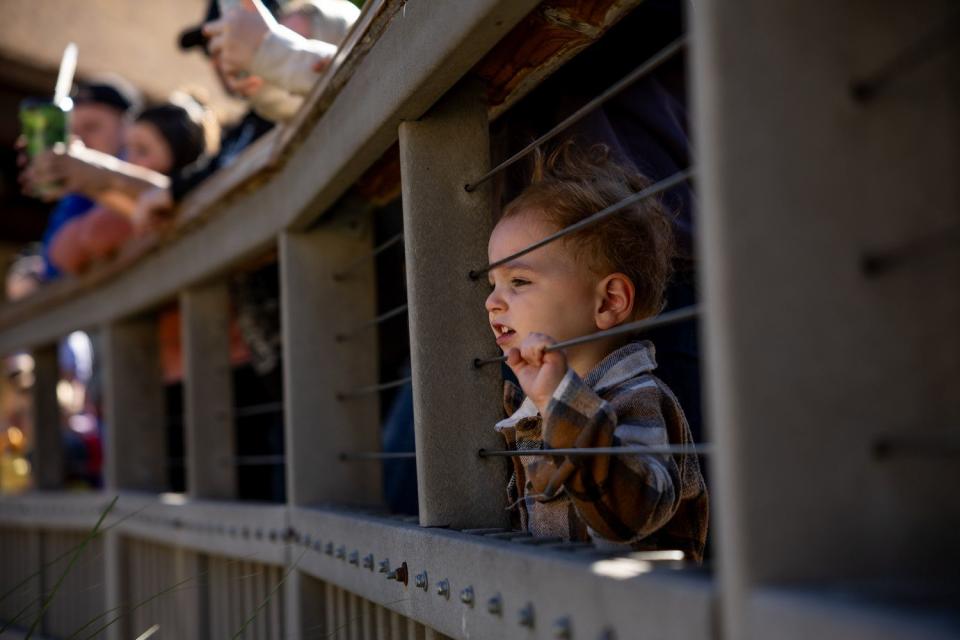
[400,80,510,530]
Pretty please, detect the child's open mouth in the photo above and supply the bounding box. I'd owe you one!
[492,322,516,346]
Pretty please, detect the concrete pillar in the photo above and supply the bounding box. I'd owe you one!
[30,343,62,489]
[398,80,509,528]
[692,1,960,637]
[280,220,380,507]
[100,318,167,492]
[180,283,236,499]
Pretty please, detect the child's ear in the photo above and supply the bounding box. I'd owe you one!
[594,273,635,330]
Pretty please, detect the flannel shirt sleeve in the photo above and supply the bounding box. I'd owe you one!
[535,368,682,543]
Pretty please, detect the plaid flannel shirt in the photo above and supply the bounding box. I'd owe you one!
[495,341,708,562]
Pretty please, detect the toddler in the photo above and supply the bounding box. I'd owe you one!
[486,144,708,561]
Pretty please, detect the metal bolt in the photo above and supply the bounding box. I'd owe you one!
[487,594,503,616]
[386,561,408,586]
[378,559,390,574]
[459,586,475,607]
[553,617,572,639]
[597,629,616,640]
[336,545,346,560]
[518,603,535,629]
[435,579,450,599]
[324,542,334,556]
[348,550,359,565]
[363,554,374,570]
[414,572,428,591]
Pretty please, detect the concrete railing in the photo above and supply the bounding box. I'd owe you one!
[2,0,959,639]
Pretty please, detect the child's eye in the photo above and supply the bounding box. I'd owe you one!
[511,278,530,287]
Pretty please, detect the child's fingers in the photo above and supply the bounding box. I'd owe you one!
[505,348,523,370]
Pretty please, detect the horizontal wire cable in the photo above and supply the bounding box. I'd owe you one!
[336,376,412,400]
[234,402,284,418]
[474,305,700,368]
[332,232,405,281]
[478,444,712,458]
[464,36,687,192]
[335,304,409,341]
[338,451,417,461]
[468,168,694,280]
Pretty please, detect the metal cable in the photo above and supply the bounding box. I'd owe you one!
[234,402,284,419]
[338,452,417,461]
[474,305,699,368]
[468,169,694,280]
[336,376,412,400]
[464,37,687,192]
[478,444,712,458]
[335,304,409,341]
[332,232,404,281]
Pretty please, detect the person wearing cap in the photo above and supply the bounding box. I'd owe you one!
[24,77,142,279]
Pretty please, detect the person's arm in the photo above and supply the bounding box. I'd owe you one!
[23,146,169,216]
[535,369,683,543]
[249,27,336,95]
[505,333,684,545]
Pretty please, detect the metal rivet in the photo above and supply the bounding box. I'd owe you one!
[553,616,572,639]
[336,546,346,560]
[255,529,263,540]
[324,542,334,556]
[313,540,323,552]
[519,603,535,628]
[269,530,278,542]
[378,559,390,574]
[348,550,359,565]
[414,572,428,591]
[435,579,449,599]
[487,594,503,616]
[241,527,250,539]
[363,554,374,570]
[460,586,475,607]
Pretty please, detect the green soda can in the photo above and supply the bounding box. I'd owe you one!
[19,98,69,197]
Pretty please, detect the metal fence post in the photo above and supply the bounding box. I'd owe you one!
[181,282,237,499]
[398,80,510,528]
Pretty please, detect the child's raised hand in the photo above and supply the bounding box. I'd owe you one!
[505,333,569,414]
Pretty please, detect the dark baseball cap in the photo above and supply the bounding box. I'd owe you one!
[71,75,142,114]
[179,0,282,53]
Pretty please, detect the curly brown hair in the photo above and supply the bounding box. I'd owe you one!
[501,143,675,320]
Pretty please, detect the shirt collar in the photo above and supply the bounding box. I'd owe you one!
[495,340,657,431]
[583,340,658,394]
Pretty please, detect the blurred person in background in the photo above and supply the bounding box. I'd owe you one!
[23,94,215,273]
[134,0,358,228]
[19,76,142,280]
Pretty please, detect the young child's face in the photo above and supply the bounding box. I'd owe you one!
[125,122,174,175]
[486,208,603,373]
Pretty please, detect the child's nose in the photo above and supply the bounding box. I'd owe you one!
[485,287,504,313]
